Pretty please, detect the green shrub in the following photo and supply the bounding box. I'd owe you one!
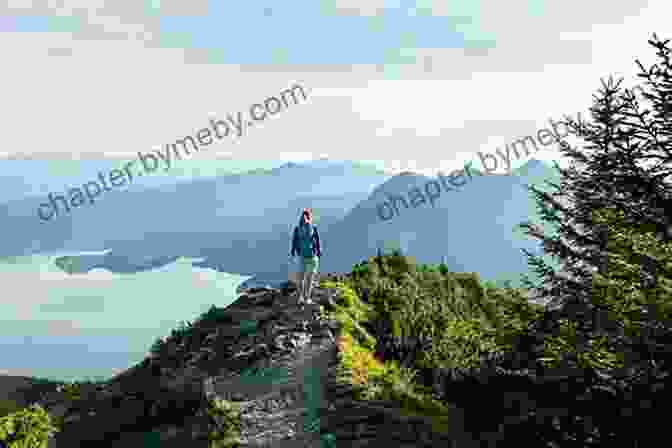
[149,336,165,356]
[420,318,499,369]
[170,320,193,340]
[328,279,448,402]
[383,250,416,279]
[343,253,545,373]
[0,404,59,448]
[238,320,257,337]
[56,381,82,402]
[334,308,450,424]
[350,319,376,351]
[349,251,417,288]
[0,399,22,419]
[149,318,200,358]
[416,263,441,274]
[323,281,374,322]
[330,302,376,350]
[364,276,405,324]
[54,256,76,274]
[321,433,337,448]
[195,305,232,326]
[351,260,370,279]
[331,257,550,434]
[206,398,240,448]
[335,288,355,308]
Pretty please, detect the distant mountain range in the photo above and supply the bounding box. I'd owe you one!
[0,159,306,203]
[318,159,561,287]
[0,157,562,291]
[0,160,389,265]
[199,158,563,291]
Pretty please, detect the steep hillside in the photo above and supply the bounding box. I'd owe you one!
[1,279,340,447]
[0,271,479,447]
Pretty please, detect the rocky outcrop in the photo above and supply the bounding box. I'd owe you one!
[22,281,337,447]
[18,275,463,447]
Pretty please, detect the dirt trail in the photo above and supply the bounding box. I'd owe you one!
[10,279,476,447]
[206,291,337,447]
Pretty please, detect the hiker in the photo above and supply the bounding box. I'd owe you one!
[290,208,322,305]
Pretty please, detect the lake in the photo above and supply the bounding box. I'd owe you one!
[0,251,251,383]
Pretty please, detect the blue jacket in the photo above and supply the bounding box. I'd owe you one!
[291,223,321,257]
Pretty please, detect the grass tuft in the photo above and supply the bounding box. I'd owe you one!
[206,398,241,447]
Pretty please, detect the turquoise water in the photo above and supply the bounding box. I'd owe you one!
[0,251,251,382]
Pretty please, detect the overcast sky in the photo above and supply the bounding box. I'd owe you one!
[1,0,668,177]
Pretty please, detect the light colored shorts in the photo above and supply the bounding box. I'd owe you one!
[300,256,319,273]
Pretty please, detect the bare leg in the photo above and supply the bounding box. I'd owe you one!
[305,271,316,302]
[297,270,307,303]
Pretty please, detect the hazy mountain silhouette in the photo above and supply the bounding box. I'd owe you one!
[204,158,564,290]
[1,158,563,290]
[0,159,246,203]
[318,158,562,287]
[56,159,388,246]
[1,161,388,279]
[0,195,76,257]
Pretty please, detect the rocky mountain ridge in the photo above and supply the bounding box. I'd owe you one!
[6,272,474,447]
[13,275,345,447]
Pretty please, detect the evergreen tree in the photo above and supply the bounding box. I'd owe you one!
[588,207,672,374]
[518,33,672,350]
[514,33,672,445]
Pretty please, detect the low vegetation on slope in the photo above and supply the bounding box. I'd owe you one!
[204,397,241,448]
[322,230,672,445]
[321,277,451,413]
[0,403,59,448]
[320,251,545,436]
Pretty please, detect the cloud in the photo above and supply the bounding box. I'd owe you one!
[3,1,157,42]
[0,0,667,178]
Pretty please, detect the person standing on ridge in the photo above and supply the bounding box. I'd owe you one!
[290,208,322,305]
